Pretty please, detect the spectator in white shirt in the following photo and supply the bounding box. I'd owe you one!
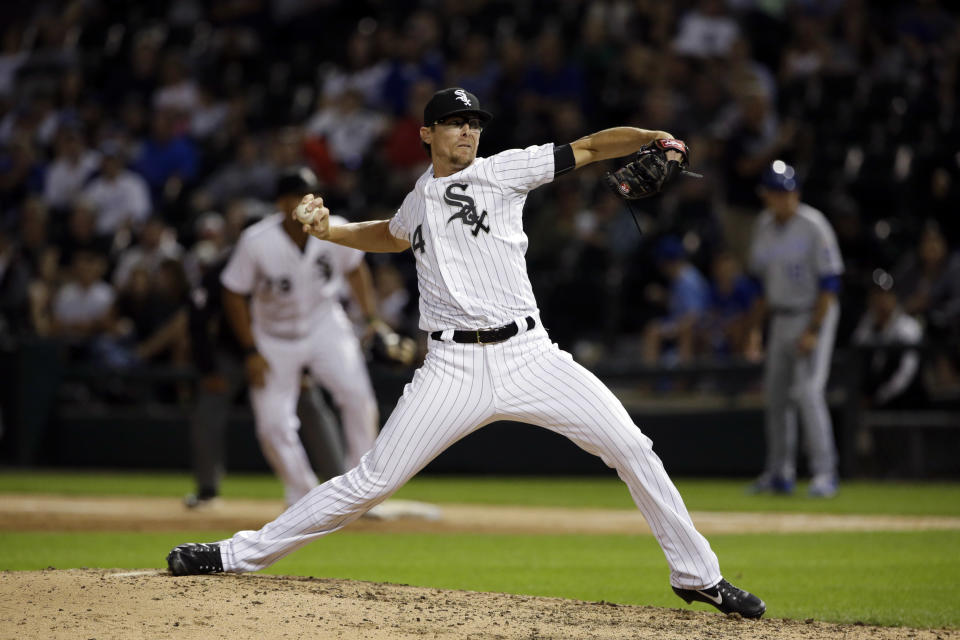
[43,126,100,213]
[852,270,926,409]
[673,0,740,59]
[81,141,151,237]
[112,216,184,289]
[304,88,386,170]
[51,249,115,339]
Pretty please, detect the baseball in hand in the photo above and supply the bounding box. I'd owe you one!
[294,195,317,225]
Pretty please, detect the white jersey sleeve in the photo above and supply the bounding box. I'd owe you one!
[492,144,556,194]
[221,234,257,294]
[388,189,419,242]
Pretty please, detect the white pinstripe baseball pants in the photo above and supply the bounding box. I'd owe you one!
[220,323,722,589]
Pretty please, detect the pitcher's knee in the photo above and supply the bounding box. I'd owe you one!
[343,460,396,504]
[608,430,656,469]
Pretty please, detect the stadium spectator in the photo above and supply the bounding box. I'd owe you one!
[132,108,198,205]
[18,196,53,273]
[51,249,114,342]
[42,125,99,214]
[56,198,111,271]
[445,33,500,106]
[642,236,711,366]
[0,134,44,215]
[81,141,152,238]
[852,270,928,477]
[130,258,190,366]
[673,0,740,59]
[0,0,954,410]
[715,83,796,262]
[304,88,386,170]
[182,211,229,287]
[192,136,276,212]
[321,31,389,109]
[852,271,926,410]
[112,216,184,289]
[893,222,955,319]
[700,251,755,359]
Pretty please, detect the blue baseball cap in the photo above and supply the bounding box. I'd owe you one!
[760,160,799,192]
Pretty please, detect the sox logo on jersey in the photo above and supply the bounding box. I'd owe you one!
[444,183,489,236]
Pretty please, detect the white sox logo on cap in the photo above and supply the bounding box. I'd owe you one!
[454,89,472,106]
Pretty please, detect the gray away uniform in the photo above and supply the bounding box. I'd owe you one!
[749,203,844,482]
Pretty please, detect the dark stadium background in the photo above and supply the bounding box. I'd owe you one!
[0,0,957,478]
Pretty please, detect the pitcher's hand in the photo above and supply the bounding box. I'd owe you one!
[293,194,330,239]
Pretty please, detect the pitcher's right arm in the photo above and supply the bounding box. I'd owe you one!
[297,195,410,253]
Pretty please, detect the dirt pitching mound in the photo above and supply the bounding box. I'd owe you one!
[1,569,956,640]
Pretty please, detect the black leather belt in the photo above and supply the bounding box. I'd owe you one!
[431,316,536,344]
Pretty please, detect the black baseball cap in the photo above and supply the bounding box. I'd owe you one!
[423,88,493,126]
[275,166,319,198]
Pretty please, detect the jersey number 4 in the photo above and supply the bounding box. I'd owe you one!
[411,224,426,254]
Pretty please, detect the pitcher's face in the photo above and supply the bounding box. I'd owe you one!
[421,116,483,170]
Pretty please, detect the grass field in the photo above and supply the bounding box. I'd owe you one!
[1,470,959,629]
[4,469,960,515]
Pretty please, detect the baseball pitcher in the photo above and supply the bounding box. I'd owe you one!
[168,88,766,619]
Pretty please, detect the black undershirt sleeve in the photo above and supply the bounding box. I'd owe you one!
[553,143,575,177]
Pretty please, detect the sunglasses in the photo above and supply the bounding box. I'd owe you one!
[435,117,484,131]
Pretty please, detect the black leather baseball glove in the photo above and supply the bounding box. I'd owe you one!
[604,138,698,200]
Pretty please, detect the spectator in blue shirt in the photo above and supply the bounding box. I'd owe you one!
[700,251,756,358]
[642,236,711,366]
[133,108,198,206]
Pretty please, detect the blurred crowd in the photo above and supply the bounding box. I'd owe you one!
[0,0,959,401]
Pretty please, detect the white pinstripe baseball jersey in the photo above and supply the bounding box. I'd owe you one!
[213,139,727,594]
[388,144,555,331]
[222,213,364,339]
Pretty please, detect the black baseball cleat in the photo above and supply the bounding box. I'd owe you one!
[166,543,224,576]
[673,578,766,618]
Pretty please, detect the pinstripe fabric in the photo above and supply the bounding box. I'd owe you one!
[218,142,723,590]
[221,326,721,588]
[388,145,554,332]
[220,211,376,505]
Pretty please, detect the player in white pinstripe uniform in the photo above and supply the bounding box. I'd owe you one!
[167,88,766,618]
[220,168,379,506]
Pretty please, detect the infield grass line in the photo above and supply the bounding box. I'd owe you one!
[1,470,959,516]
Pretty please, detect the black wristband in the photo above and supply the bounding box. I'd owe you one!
[244,346,258,357]
[553,143,575,177]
